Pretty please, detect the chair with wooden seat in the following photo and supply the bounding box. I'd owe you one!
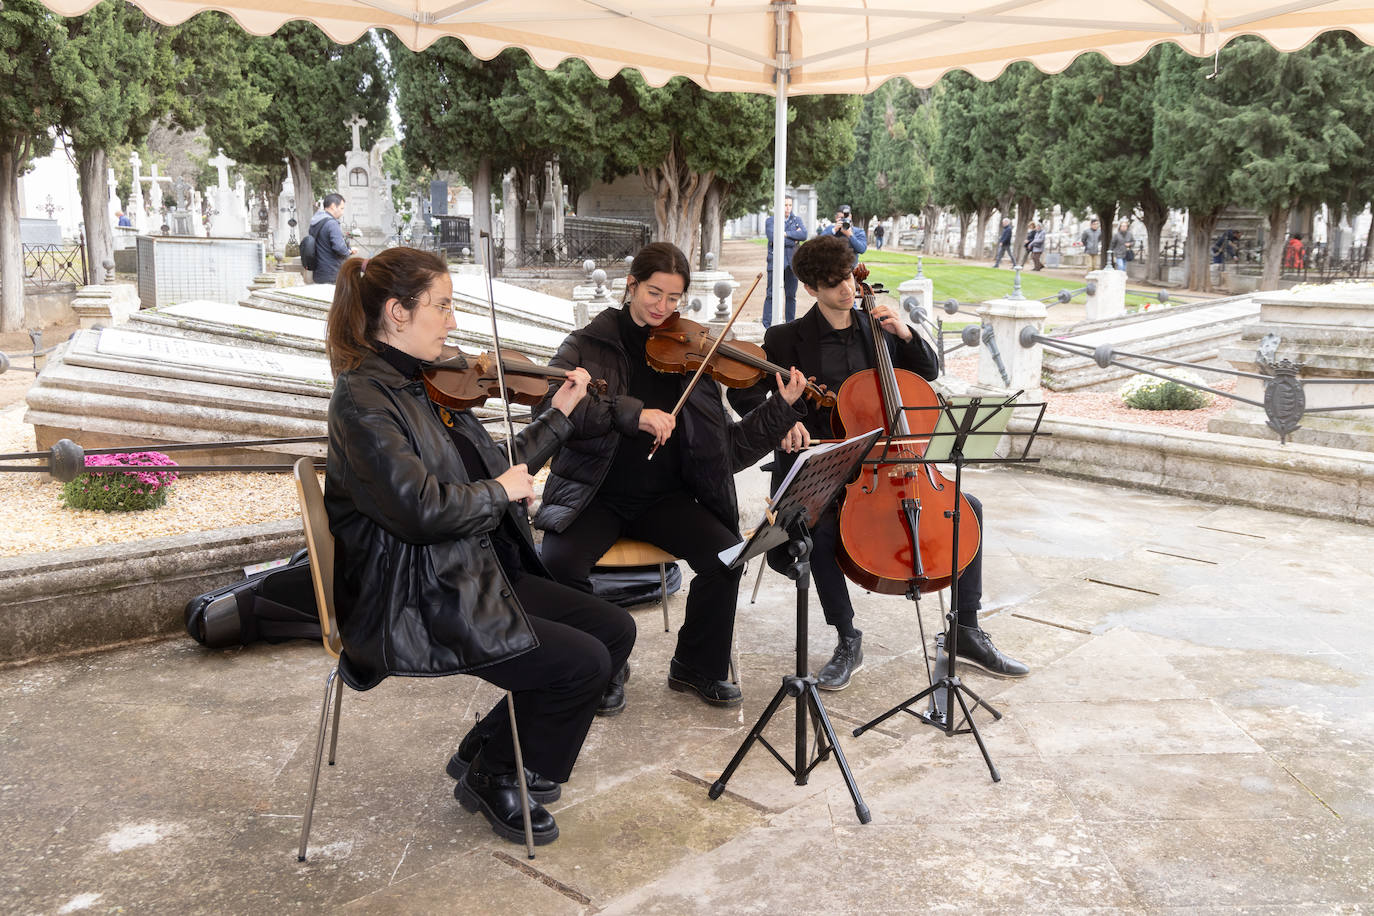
[594,537,738,684]
[292,457,536,861]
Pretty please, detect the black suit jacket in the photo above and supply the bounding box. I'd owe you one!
[728,303,940,492]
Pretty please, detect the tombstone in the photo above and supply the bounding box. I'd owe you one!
[190,190,207,238]
[106,166,121,233]
[455,186,474,218]
[142,162,172,222]
[127,151,148,234]
[208,148,248,237]
[276,162,296,255]
[332,115,398,250]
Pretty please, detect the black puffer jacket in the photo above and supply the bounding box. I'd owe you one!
[326,350,574,690]
[533,307,800,535]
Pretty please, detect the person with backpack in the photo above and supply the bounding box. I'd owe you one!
[323,247,634,846]
[306,193,357,284]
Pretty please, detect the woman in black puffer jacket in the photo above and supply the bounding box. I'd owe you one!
[535,243,805,710]
[325,247,634,848]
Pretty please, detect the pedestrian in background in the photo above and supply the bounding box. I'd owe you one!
[993,218,1013,268]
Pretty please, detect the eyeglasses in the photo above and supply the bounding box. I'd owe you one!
[415,298,455,318]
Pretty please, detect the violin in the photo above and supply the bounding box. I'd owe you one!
[646,312,836,409]
[833,265,981,595]
[422,346,607,410]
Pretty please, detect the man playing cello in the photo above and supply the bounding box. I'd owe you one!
[730,234,1030,689]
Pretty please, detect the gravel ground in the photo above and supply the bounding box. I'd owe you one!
[0,263,1235,559]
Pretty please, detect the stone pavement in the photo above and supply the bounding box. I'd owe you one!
[3,468,1372,913]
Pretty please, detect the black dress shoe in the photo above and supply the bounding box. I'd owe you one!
[952,625,1030,678]
[817,631,863,691]
[455,753,559,846]
[597,661,630,717]
[446,730,561,804]
[668,657,742,707]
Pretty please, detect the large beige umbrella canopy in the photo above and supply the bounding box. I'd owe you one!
[40,0,1374,297]
[37,0,1374,91]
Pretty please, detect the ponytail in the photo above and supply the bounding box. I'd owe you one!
[325,247,448,374]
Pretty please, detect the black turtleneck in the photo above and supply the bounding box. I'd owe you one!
[597,306,685,518]
[373,340,526,577]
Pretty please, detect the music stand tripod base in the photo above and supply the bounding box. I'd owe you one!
[707,430,882,826]
[849,394,1043,784]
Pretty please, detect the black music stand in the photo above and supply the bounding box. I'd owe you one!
[851,393,1046,782]
[709,428,883,825]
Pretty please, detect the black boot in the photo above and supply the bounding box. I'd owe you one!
[817,631,863,691]
[446,729,561,803]
[668,657,742,707]
[596,662,630,717]
[455,751,559,846]
[952,625,1029,678]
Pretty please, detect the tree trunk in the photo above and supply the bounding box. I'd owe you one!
[956,211,971,259]
[1259,203,1290,291]
[0,140,26,332]
[1138,192,1168,283]
[1092,201,1118,271]
[921,204,942,253]
[699,180,723,269]
[77,147,112,286]
[1186,209,1221,292]
[472,156,492,270]
[1012,195,1032,265]
[287,153,313,245]
[639,141,713,263]
[974,204,993,262]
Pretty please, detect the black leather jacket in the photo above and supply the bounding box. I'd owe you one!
[325,350,574,690]
[533,307,800,535]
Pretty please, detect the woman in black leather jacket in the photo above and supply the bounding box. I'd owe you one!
[324,247,634,847]
[535,243,805,710]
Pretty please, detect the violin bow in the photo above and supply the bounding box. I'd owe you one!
[479,230,519,468]
[648,272,763,460]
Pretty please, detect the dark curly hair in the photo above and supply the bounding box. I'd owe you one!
[791,234,856,290]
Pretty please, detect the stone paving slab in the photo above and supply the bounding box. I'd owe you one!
[2,468,1372,913]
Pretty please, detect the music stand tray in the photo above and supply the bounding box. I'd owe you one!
[708,428,882,825]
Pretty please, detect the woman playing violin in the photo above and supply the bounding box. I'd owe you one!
[323,247,635,847]
[535,242,807,709]
[730,234,1029,690]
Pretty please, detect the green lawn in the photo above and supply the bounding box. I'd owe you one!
[746,238,1174,321]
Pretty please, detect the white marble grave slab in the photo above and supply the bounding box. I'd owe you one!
[94,327,332,385]
[159,300,326,341]
[1070,298,1259,348]
[451,272,575,329]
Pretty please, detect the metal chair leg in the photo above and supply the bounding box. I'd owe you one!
[750,558,767,604]
[327,674,343,765]
[504,691,536,859]
[659,562,670,632]
[298,665,339,862]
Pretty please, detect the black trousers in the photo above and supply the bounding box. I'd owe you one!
[541,492,742,681]
[811,493,985,635]
[468,574,635,783]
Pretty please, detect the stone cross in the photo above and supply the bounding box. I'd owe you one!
[141,163,173,213]
[209,148,236,190]
[130,151,142,186]
[346,115,367,152]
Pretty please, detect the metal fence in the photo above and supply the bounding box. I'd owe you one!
[21,243,87,287]
[433,215,472,256]
[501,216,651,269]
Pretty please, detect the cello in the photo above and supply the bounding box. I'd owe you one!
[833,266,981,595]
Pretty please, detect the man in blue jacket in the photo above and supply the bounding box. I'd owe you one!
[308,193,357,284]
[763,196,808,327]
[823,204,867,258]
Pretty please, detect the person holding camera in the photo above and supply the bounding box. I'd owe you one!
[824,204,867,255]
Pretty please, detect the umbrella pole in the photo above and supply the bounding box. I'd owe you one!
[771,4,790,324]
